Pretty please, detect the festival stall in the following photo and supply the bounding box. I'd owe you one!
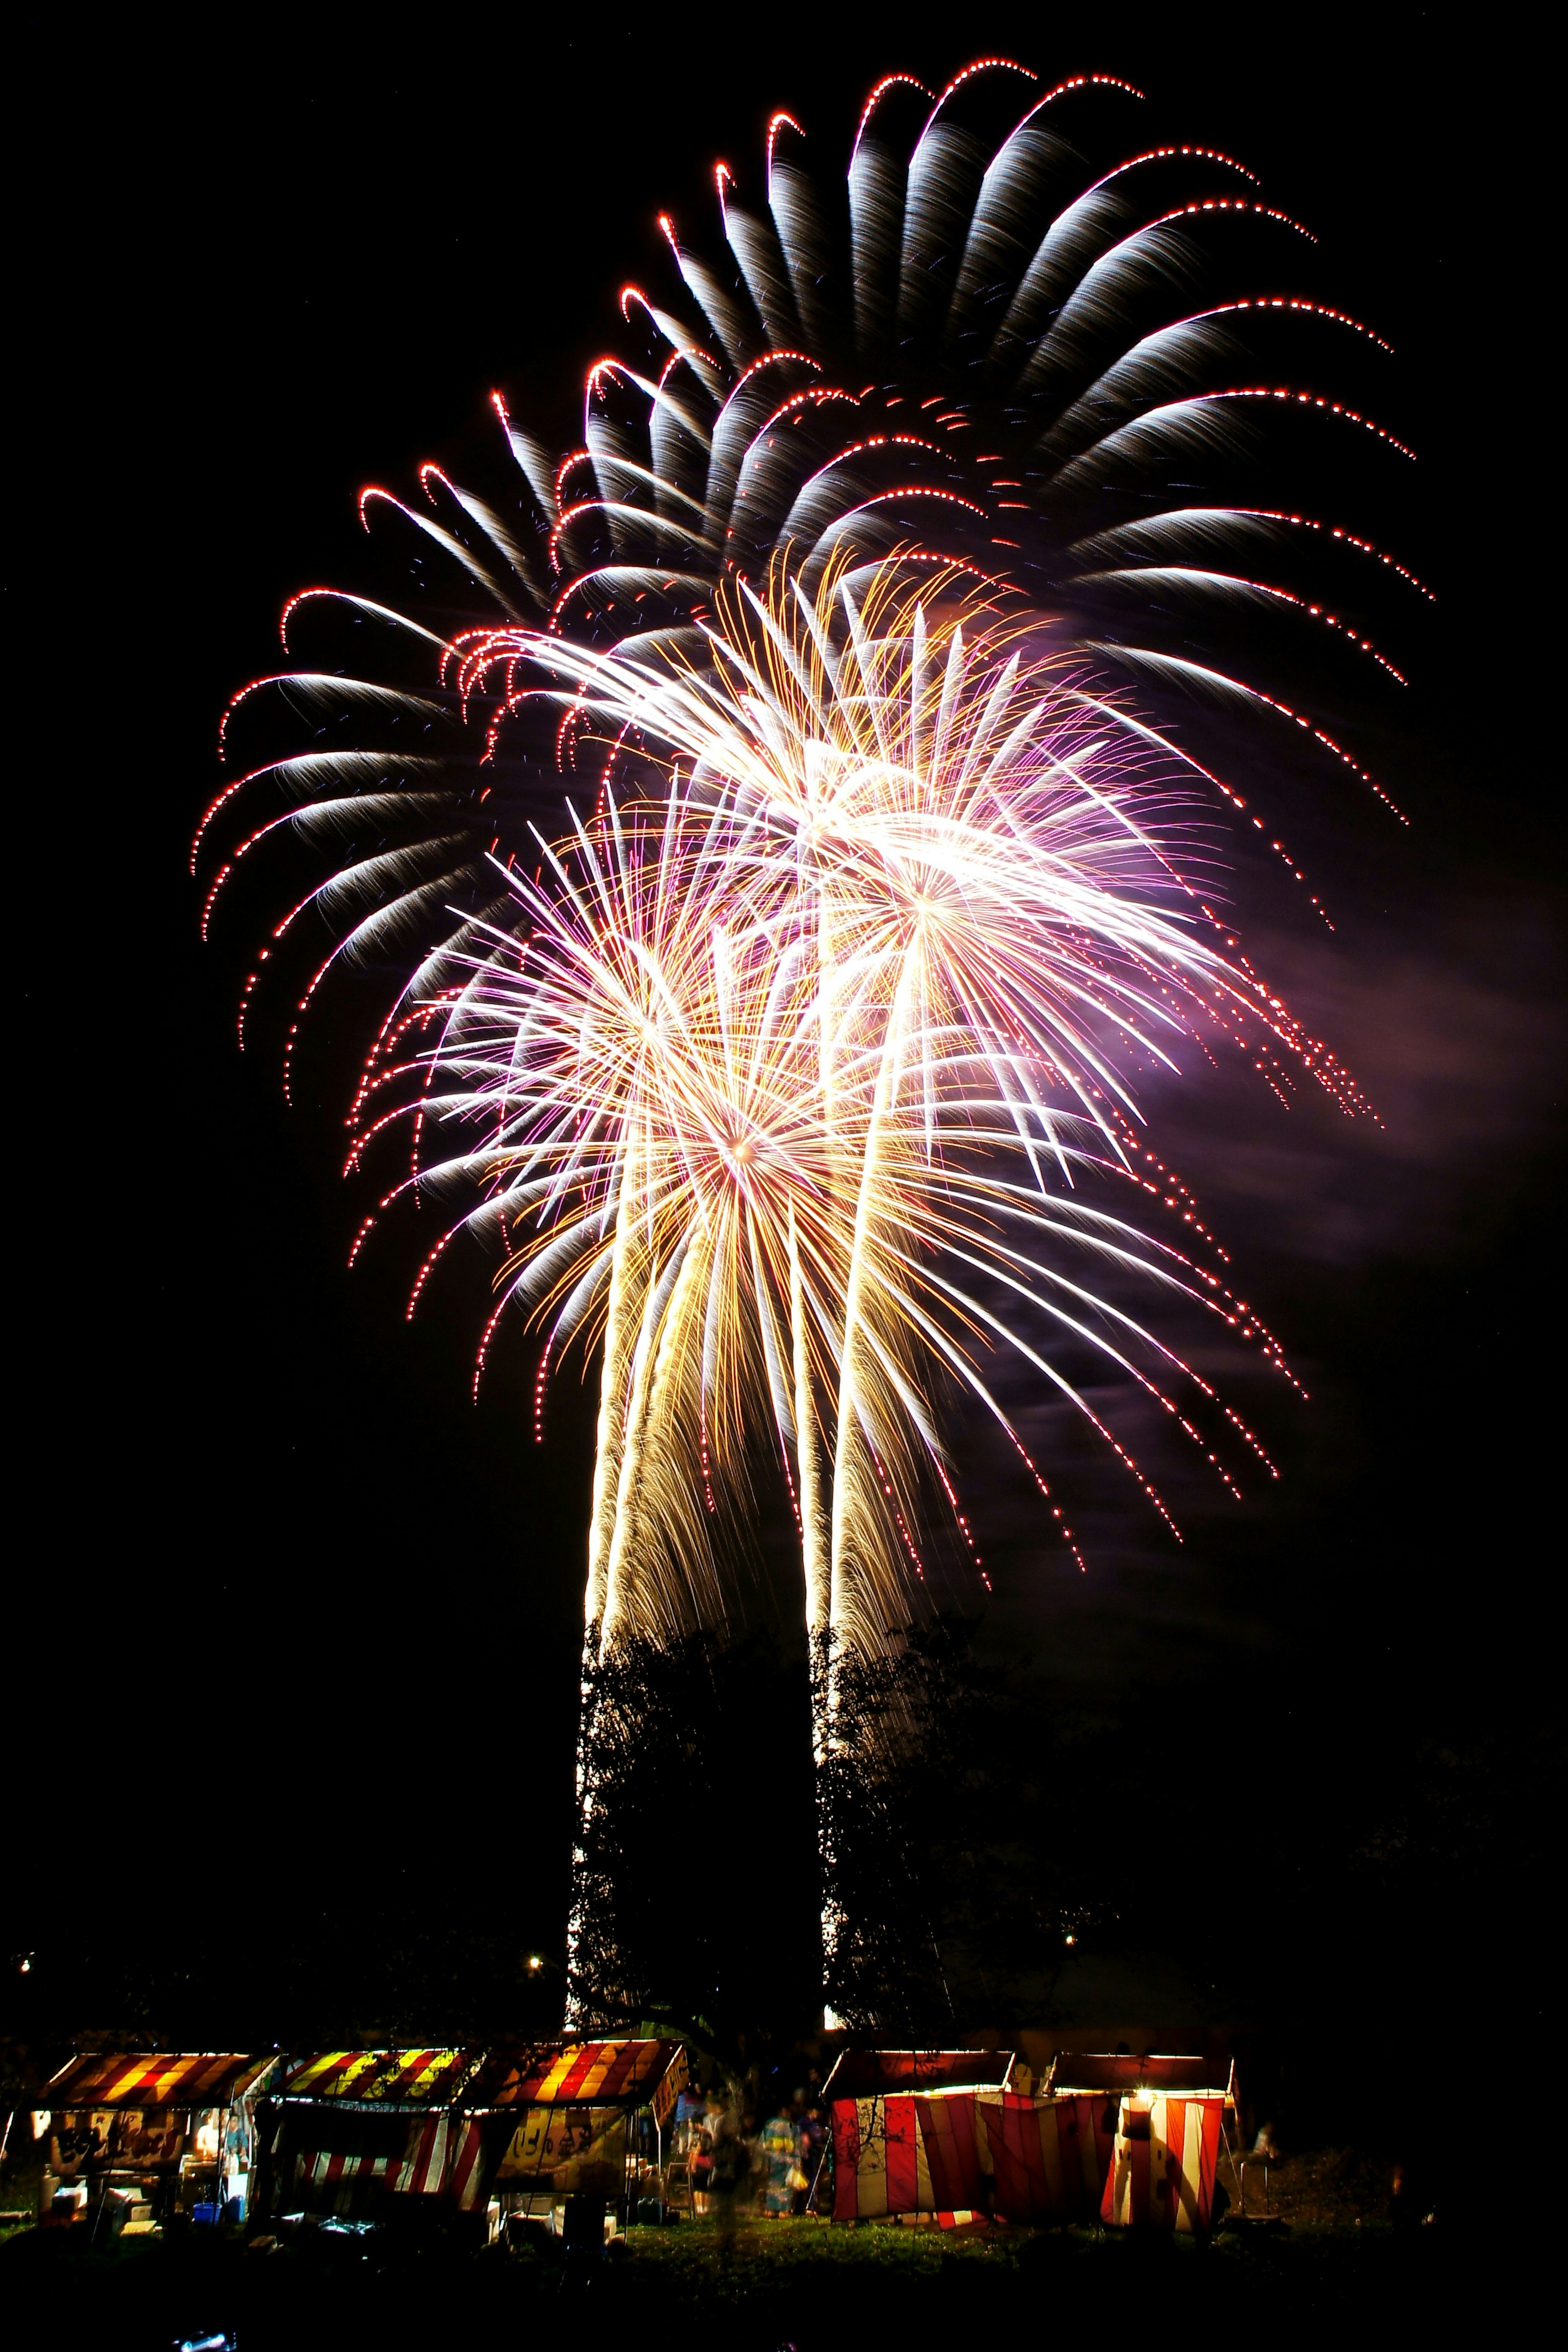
[248,2039,689,2234]
[825,2049,1014,2224]
[1043,2052,1237,2233]
[255,2049,489,2225]
[38,2052,282,2227]
[825,2047,1238,2231]
[465,2037,687,2223]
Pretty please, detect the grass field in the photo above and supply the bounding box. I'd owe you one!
[0,2192,1513,2347]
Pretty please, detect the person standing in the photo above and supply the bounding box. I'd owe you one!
[758,2109,797,2215]
[706,2110,751,2252]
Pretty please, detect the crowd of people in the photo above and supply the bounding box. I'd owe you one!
[670,2080,829,2221]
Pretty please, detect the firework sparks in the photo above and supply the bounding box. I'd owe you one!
[205,61,1414,2013]
[377,560,1354,1990]
[205,63,1417,1096]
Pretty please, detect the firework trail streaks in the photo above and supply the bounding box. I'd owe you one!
[203,61,1414,2013]
[443,559,1368,1990]
[204,60,1419,1090]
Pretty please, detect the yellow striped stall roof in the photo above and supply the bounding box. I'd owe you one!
[278,2050,482,2105]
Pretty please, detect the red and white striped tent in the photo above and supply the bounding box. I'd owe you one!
[1099,2092,1226,2232]
[829,2049,1236,2232]
[1044,2053,1236,2234]
[826,2051,1013,2225]
[829,2084,1109,2227]
[973,2091,1111,2224]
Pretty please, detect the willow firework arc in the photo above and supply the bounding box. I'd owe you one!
[203,59,1416,2009]
[201,62,1422,1049]
[443,559,1362,1619]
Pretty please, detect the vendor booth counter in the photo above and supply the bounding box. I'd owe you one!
[828,2048,1237,2234]
[37,2052,283,2230]
[251,2038,687,2240]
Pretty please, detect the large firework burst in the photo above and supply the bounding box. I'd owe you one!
[385,559,1361,1997]
[203,60,1414,2011]
[202,62,1419,1082]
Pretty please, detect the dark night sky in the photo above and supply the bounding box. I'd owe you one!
[9,8,1559,2063]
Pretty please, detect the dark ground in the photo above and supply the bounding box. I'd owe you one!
[0,2210,1528,2348]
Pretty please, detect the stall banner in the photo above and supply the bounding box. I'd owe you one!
[494,2106,628,2193]
[650,2046,689,2129]
[51,2109,186,2173]
[1100,2095,1224,2232]
[972,2092,1105,2223]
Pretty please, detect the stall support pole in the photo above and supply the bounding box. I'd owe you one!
[655,2114,664,2223]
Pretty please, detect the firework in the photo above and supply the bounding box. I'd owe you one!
[445,559,1355,1617]
[402,560,1351,1990]
[204,62,1418,1095]
[204,62,1414,2010]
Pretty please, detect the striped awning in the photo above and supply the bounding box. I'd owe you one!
[47,2054,276,2109]
[466,2039,682,2110]
[278,2050,482,2106]
[822,2049,1013,2102]
[1043,2053,1234,2101]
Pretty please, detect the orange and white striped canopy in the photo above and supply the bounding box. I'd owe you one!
[47,2053,276,2109]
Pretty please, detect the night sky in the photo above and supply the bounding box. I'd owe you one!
[10,10,1558,2105]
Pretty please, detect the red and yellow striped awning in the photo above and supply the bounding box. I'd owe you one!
[278,2050,481,2106]
[468,2040,682,2109]
[47,2054,275,2109]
